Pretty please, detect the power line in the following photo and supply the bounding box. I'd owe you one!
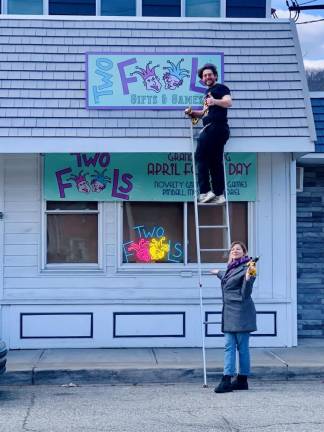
[297,17,324,23]
[287,3,324,11]
[300,1,322,5]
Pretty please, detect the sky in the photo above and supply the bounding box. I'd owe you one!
[271,0,324,69]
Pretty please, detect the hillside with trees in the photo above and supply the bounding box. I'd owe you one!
[306,69,324,91]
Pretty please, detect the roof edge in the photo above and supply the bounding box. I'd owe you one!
[0,137,314,154]
[290,21,317,143]
[310,92,324,99]
[0,15,289,23]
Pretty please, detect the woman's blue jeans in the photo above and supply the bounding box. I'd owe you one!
[223,332,250,376]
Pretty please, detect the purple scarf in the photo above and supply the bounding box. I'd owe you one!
[227,256,250,272]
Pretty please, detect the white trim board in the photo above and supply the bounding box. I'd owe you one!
[310,92,324,99]
[0,137,315,153]
[298,153,324,164]
[0,14,282,23]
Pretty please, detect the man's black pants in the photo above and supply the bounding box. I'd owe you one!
[195,123,230,195]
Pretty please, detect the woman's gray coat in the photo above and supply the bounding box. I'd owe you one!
[217,263,257,333]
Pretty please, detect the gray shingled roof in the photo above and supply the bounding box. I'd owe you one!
[0,17,316,152]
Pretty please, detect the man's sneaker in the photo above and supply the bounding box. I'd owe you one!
[198,191,216,203]
[210,194,226,205]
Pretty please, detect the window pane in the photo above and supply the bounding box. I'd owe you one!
[47,201,98,211]
[47,214,98,263]
[188,202,248,263]
[123,202,184,264]
[142,0,180,17]
[8,0,43,14]
[49,0,96,15]
[226,0,266,18]
[186,0,220,17]
[101,0,136,15]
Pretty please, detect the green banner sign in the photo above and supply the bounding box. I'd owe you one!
[44,153,256,202]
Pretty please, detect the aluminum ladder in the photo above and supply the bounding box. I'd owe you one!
[189,121,231,387]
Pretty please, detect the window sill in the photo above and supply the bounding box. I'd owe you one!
[117,263,227,276]
[41,264,104,275]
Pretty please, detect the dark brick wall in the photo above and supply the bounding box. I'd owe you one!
[297,166,324,338]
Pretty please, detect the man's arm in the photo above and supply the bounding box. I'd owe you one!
[206,94,232,109]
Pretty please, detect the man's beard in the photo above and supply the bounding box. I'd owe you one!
[206,79,216,87]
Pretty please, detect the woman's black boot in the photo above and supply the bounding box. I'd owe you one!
[231,374,248,390]
[214,375,232,393]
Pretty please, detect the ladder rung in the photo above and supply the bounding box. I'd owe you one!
[197,202,226,206]
[203,321,221,325]
[200,248,229,252]
[199,225,228,229]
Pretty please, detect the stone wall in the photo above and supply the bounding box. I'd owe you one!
[297,165,324,337]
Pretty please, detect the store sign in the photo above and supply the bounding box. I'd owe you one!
[86,52,223,109]
[44,153,256,202]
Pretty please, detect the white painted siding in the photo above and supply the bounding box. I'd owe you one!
[0,153,296,347]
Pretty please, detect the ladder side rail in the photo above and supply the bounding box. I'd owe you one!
[223,155,232,249]
[189,122,208,388]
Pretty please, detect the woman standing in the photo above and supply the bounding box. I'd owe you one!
[211,241,257,393]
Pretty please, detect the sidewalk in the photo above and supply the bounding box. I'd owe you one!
[1,339,324,386]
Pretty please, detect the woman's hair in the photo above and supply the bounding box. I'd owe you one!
[228,241,248,261]
[197,63,218,79]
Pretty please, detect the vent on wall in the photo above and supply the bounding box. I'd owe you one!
[296,167,304,192]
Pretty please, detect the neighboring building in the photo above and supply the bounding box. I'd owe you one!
[297,92,324,338]
[0,0,316,349]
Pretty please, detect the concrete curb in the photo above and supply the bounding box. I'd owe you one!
[1,366,324,385]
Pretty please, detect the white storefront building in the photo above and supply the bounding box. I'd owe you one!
[0,15,315,349]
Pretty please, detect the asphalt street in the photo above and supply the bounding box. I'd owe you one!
[0,381,324,432]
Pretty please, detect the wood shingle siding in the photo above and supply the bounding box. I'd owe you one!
[0,18,315,149]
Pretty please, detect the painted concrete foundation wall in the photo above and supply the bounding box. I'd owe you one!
[0,152,296,348]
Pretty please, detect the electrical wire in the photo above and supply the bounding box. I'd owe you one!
[297,17,324,23]
[300,1,322,5]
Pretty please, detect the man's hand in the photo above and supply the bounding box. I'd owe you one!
[205,94,232,109]
[205,94,216,107]
[185,107,203,118]
[184,107,194,117]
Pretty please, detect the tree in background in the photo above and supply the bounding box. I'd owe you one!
[306,69,324,91]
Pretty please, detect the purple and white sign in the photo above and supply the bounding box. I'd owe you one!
[86,52,224,110]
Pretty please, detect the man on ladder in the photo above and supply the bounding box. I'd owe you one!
[185,63,232,204]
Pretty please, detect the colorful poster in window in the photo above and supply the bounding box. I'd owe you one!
[86,52,223,109]
[44,153,256,202]
[123,225,184,264]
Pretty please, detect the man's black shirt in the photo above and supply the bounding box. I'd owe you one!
[202,83,231,127]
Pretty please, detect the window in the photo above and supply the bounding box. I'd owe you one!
[49,0,96,15]
[142,0,181,17]
[3,0,247,17]
[122,202,248,265]
[46,201,99,265]
[101,0,136,16]
[186,0,220,17]
[226,0,266,18]
[7,0,43,14]
[123,202,184,264]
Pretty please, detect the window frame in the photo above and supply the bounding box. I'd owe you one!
[1,0,227,17]
[118,201,254,272]
[41,200,104,272]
